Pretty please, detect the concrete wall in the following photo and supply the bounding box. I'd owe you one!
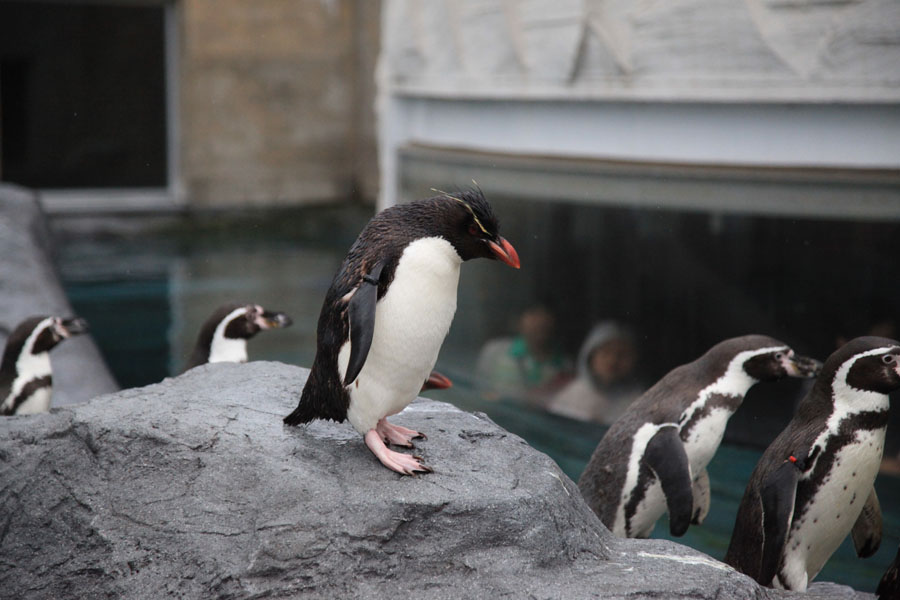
[180,0,380,208]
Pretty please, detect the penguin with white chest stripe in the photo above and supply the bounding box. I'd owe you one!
[578,334,820,538]
[0,316,89,416]
[283,189,520,475]
[184,303,292,371]
[725,336,900,592]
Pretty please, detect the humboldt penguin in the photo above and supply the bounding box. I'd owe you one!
[0,316,89,416]
[878,545,899,600]
[185,303,292,370]
[578,334,820,538]
[725,336,900,592]
[283,189,520,475]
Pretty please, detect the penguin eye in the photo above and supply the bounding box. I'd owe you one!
[882,355,895,364]
[468,224,479,236]
[774,352,784,361]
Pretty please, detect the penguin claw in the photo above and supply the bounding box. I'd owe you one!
[376,418,426,447]
[364,429,432,476]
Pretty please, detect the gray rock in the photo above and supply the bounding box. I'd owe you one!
[0,361,871,599]
[0,184,118,406]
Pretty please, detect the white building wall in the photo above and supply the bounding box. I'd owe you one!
[377,0,900,209]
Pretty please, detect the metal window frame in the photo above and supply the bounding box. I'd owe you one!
[23,0,185,215]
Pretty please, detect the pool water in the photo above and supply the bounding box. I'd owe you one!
[53,205,900,593]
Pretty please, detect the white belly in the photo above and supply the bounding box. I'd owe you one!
[620,479,667,538]
[342,237,461,434]
[614,423,671,537]
[13,387,53,415]
[778,428,885,591]
[682,408,731,474]
[614,409,729,538]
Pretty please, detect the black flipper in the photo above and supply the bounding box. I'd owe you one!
[643,425,693,537]
[344,261,384,386]
[759,459,800,586]
[851,487,882,558]
[878,546,900,600]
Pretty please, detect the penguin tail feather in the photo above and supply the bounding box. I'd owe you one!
[283,402,315,426]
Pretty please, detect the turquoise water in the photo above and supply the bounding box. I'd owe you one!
[54,205,900,593]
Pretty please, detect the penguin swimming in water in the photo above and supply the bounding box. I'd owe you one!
[725,336,900,592]
[0,315,89,416]
[578,334,820,538]
[878,545,900,600]
[283,189,520,475]
[184,303,292,371]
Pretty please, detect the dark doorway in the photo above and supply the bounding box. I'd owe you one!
[0,1,167,188]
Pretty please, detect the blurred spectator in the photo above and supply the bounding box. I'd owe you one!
[475,305,572,405]
[546,321,644,424]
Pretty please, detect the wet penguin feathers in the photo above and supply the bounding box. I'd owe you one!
[284,189,517,428]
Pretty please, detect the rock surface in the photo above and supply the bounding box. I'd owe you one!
[0,361,870,599]
[0,184,119,406]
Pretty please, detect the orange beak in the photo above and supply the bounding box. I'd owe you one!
[488,237,521,269]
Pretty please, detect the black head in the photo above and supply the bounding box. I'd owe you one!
[832,336,900,395]
[427,189,520,268]
[742,346,821,382]
[210,303,293,340]
[1,316,88,375]
[26,316,88,354]
[704,334,821,381]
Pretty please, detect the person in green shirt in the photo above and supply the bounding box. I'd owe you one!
[475,305,573,405]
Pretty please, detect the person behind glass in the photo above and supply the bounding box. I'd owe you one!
[475,304,572,405]
[546,321,643,425]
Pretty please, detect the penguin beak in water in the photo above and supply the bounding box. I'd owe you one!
[59,317,89,338]
[257,311,293,330]
[784,353,822,378]
[488,237,521,269]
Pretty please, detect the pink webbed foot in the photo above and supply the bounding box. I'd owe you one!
[364,429,432,476]
[376,417,426,448]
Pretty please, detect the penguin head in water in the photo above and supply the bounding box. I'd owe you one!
[31,316,89,353]
[429,189,520,268]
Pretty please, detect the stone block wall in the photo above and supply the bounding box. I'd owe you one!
[180,0,380,208]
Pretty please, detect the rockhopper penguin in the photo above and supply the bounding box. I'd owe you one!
[578,334,820,538]
[725,336,900,592]
[283,189,520,475]
[0,316,89,416]
[185,303,292,371]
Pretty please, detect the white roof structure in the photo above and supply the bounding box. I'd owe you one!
[377,0,900,217]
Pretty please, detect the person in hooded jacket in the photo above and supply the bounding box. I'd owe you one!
[546,321,644,424]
